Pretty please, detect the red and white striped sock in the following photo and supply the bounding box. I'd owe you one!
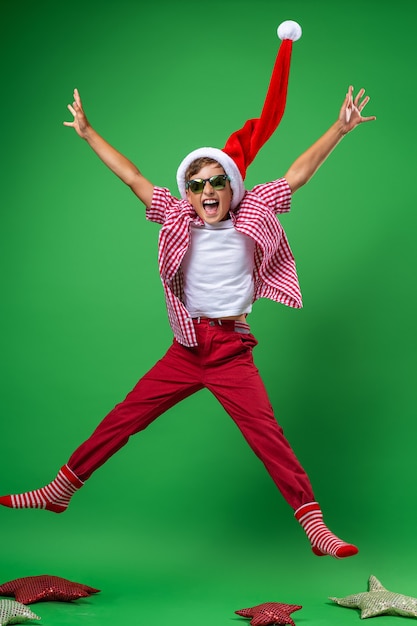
[295,502,358,558]
[0,465,84,513]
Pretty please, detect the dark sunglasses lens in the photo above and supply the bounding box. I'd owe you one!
[187,175,228,193]
[189,180,205,193]
[210,175,227,190]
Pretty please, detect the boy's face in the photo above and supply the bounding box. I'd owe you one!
[185,162,233,224]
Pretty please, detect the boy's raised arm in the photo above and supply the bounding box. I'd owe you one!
[64,89,154,208]
[284,85,376,194]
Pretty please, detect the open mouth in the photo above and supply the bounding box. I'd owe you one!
[203,200,219,216]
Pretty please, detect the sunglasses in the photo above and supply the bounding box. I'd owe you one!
[185,174,230,194]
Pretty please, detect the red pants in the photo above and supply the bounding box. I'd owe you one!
[68,318,315,510]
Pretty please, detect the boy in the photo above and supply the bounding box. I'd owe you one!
[0,24,375,559]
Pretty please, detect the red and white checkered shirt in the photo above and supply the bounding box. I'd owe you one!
[146,178,302,347]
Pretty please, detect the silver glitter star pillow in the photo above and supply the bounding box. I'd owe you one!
[330,575,417,619]
[0,599,40,625]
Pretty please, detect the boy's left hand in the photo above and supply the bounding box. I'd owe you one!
[339,85,376,133]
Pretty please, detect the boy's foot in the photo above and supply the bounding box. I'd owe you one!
[0,465,84,513]
[295,501,358,558]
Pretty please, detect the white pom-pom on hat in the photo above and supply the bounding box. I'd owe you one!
[277,20,302,41]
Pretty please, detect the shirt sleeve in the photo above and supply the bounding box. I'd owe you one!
[146,186,180,225]
[249,178,292,214]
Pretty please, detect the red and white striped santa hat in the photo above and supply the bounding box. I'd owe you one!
[176,20,302,209]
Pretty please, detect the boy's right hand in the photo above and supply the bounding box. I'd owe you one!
[63,88,90,139]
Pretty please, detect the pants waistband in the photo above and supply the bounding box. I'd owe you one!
[192,317,251,334]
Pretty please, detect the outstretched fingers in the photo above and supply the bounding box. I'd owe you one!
[354,87,365,106]
[63,103,76,127]
[355,88,376,122]
[72,88,83,109]
[63,88,90,135]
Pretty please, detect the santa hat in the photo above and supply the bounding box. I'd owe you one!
[176,19,302,209]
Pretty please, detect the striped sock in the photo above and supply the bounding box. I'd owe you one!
[0,465,84,513]
[295,502,358,558]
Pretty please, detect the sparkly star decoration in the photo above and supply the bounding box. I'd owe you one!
[0,599,40,625]
[235,602,303,626]
[330,575,417,619]
[0,575,100,605]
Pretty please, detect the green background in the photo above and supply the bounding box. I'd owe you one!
[1,0,416,624]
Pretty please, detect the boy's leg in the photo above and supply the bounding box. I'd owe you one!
[204,325,357,558]
[67,340,202,481]
[0,340,203,513]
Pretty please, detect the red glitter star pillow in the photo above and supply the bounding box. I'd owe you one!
[235,602,303,626]
[0,575,100,604]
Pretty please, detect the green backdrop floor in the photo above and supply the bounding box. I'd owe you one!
[1,504,414,626]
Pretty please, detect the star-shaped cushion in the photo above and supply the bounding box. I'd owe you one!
[0,575,100,605]
[0,599,40,625]
[235,602,302,626]
[330,575,417,619]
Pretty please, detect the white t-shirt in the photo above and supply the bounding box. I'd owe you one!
[181,219,255,318]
